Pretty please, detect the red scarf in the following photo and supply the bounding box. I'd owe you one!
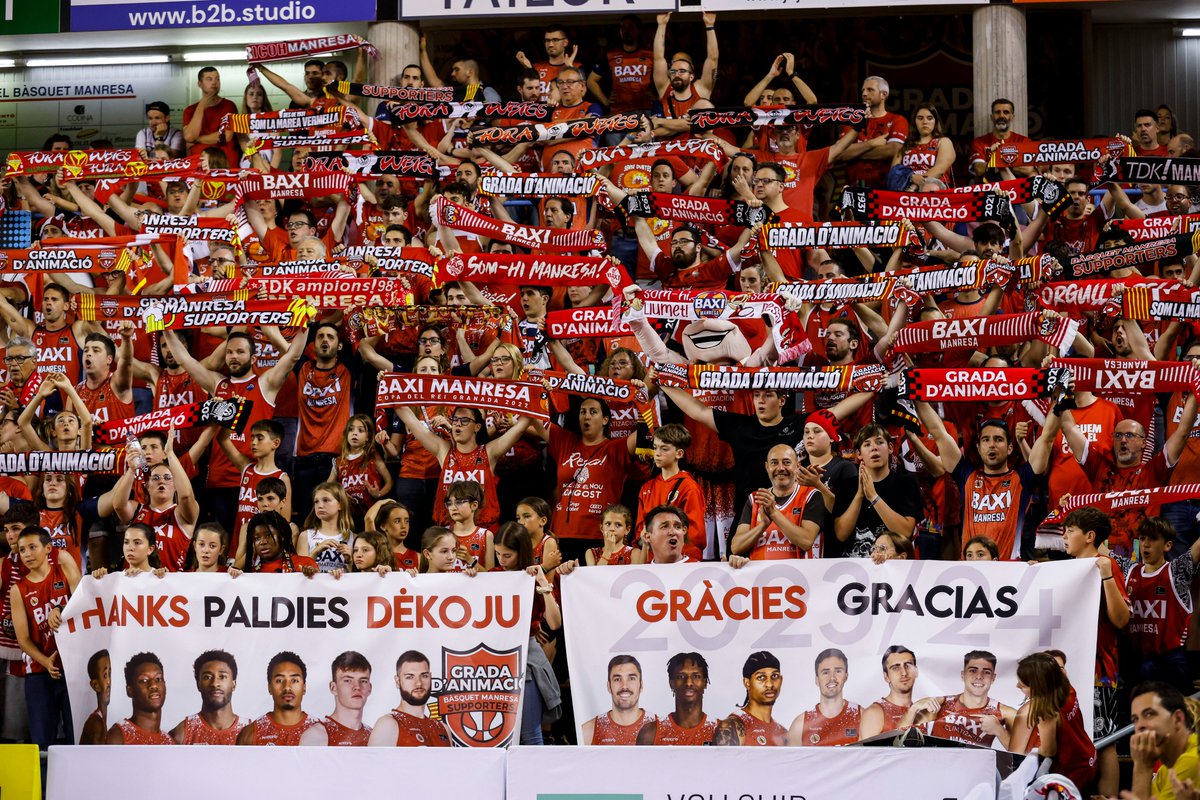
[546,307,633,339]
[234,170,354,203]
[77,293,315,331]
[688,104,868,131]
[439,251,628,289]
[478,172,600,198]
[1050,358,1200,395]
[305,150,436,179]
[469,113,643,147]
[893,312,1078,354]
[900,367,1050,402]
[762,221,917,250]
[841,187,1010,222]
[245,34,378,64]
[245,276,414,309]
[375,373,549,421]
[1110,214,1200,241]
[654,363,886,392]
[4,148,140,177]
[0,450,125,474]
[220,107,351,136]
[574,139,729,171]
[97,398,251,444]
[434,197,606,253]
[1122,283,1200,320]
[1062,484,1200,514]
[988,137,1133,168]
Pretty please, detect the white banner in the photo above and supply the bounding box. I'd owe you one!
[509,745,998,800]
[562,559,1099,746]
[400,0,673,18]
[57,572,533,747]
[48,746,507,800]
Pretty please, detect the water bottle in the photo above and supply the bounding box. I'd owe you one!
[125,434,146,472]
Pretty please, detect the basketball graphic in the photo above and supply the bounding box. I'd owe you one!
[431,644,522,747]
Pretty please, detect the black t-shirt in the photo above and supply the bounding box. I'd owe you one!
[712,409,806,505]
[845,470,923,559]
[811,455,858,558]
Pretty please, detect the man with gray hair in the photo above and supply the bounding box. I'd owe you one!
[835,76,908,189]
[1,335,41,416]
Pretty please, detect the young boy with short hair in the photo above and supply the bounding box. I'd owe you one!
[637,423,706,561]
[223,420,292,559]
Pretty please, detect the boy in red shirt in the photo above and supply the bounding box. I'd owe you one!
[638,424,705,561]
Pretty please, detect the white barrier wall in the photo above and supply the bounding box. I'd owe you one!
[46,745,999,800]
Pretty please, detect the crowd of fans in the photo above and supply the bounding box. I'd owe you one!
[1,12,1199,798]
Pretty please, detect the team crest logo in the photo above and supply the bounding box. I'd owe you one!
[431,644,522,747]
[996,143,1019,167]
[123,161,149,178]
[5,154,21,177]
[99,298,119,319]
[443,254,465,279]
[781,162,797,183]
[442,203,461,226]
[28,596,38,607]
[201,180,225,200]
[1037,315,1058,336]
[63,150,88,177]
[693,290,728,319]
[622,168,650,189]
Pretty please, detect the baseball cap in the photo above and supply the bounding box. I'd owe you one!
[145,101,171,116]
[38,214,67,237]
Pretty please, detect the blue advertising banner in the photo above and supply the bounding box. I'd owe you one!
[69,0,376,32]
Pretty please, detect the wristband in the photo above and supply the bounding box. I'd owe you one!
[869,496,879,507]
[705,26,715,30]
[1102,576,1113,581]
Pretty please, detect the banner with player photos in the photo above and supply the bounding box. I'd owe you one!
[57,573,534,748]
[561,559,1099,746]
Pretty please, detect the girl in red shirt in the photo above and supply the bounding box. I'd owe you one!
[244,512,318,576]
[330,414,393,526]
[1010,653,1097,789]
[184,522,241,575]
[586,504,643,566]
[515,496,562,573]
[366,500,421,573]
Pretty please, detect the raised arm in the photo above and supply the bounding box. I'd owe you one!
[696,12,719,97]
[1026,407,1064,475]
[1165,393,1198,466]
[659,384,717,432]
[419,36,444,87]
[167,435,199,527]
[394,405,451,463]
[160,329,226,395]
[913,400,962,474]
[260,326,307,399]
[652,13,671,96]
[255,65,312,108]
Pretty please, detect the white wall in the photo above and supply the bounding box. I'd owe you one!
[1091,22,1200,138]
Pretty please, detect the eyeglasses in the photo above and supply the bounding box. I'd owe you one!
[555,78,583,86]
[671,238,697,247]
[871,543,894,554]
[668,68,692,76]
[545,37,567,43]
[418,336,442,345]
[449,416,476,426]
[444,497,472,506]
[286,221,311,229]
[209,257,235,266]
[1113,431,1145,440]
[489,356,513,365]
[752,178,781,186]
[149,474,174,483]
[3,355,33,365]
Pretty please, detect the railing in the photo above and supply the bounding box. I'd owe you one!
[1095,689,1200,750]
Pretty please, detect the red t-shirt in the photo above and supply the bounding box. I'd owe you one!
[548,426,632,540]
[182,97,239,165]
[845,113,908,189]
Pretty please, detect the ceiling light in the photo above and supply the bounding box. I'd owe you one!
[26,54,169,67]
[181,50,248,62]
